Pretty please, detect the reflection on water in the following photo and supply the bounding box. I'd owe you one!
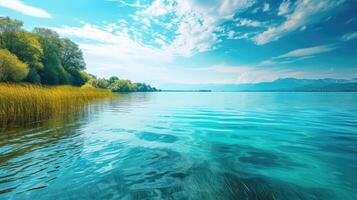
[1,92,357,200]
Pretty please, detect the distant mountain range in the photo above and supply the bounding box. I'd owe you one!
[163,78,357,92]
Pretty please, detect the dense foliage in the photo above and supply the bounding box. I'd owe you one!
[0,49,29,82]
[0,17,88,86]
[85,76,158,92]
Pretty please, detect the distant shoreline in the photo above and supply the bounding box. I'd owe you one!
[160,90,212,92]
[158,90,357,92]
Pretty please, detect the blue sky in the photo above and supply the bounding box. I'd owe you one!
[1,0,357,88]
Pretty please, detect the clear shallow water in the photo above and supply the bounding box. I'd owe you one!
[1,92,357,200]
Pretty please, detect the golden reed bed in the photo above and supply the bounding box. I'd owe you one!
[0,83,113,127]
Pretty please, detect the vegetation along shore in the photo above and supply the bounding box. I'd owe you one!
[0,83,113,128]
[0,17,157,127]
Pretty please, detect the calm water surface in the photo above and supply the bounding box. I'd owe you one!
[1,92,357,200]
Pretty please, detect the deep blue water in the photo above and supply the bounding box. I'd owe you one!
[1,92,357,200]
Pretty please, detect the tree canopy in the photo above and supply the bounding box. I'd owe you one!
[0,49,29,82]
[0,17,87,85]
[86,76,158,92]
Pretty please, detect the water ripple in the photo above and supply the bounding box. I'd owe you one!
[1,92,357,200]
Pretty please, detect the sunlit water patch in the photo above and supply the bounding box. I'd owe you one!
[1,92,357,199]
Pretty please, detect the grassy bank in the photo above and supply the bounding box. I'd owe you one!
[0,83,113,127]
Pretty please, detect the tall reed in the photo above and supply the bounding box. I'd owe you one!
[0,83,114,128]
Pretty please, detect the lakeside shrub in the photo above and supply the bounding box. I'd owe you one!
[0,49,29,82]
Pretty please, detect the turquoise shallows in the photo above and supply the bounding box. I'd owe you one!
[1,92,357,199]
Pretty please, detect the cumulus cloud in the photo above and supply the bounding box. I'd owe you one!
[51,23,174,69]
[254,0,345,45]
[140,0,255,56]
[0,0,51,18]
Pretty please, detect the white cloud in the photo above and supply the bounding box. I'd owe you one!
[155,38,167,46]
[227,30,235,39]
[140,0,255,57]
[52,0,255,68]
[51,23,174,69]
[263,3,270,12]
[140,0,174,16]
[52,24,124,44]
[260,56,313,66]
[341,31,357,41]
[278,0,291,16]
[142,18,151,27]
[275,45,336,58]
[225,31,252,40]
[107,0,145,8]
[254,0,345,45]
[236,18,263,27]
[0,0,51,18]
[259,44,337,66]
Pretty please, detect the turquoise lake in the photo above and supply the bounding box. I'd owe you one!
[1,92,357,200]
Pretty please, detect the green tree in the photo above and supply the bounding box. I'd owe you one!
[0,17,22,32]
[85,76,158,92]
[60,38,86,85]
[0,49,29,82]
[0,17,23,49]
[94,78,110,89]
[14,31,44,83]
[108,76,119,85]
[10,31,43,67]
[34,28,70,85]
[69,70,90,86]
[0,17,43,83]
[109,80,136,92]
[60,38,85,72]
[135,82,157,92]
